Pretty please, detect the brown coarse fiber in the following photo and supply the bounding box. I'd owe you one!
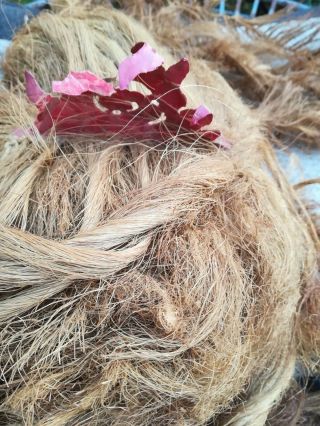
[0,2,319,425]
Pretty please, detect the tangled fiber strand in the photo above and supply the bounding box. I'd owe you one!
[0,2,319,425]
[0,128,313,425]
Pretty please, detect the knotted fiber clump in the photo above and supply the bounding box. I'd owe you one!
[0,2,318,425]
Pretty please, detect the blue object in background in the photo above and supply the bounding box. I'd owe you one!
[217,0,311,18]
[0,0,49,40]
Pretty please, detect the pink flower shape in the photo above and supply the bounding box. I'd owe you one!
[52,71,114,96]
[118,42,163,89]
[192,105,211,125]
[25,70,45,104]
[21,43,231,149]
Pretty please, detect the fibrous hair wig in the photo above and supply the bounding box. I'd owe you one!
[0,1,319,425]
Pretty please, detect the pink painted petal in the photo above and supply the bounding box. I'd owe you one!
[25,71,46,104]
[215,135,232,149]
[11,127,35,140]
[118,43,164,89]
[12,128,27,138]
[191,105,211,125]
[52,71,114,96]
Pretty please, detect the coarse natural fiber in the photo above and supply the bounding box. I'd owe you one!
[0,1,319,425]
